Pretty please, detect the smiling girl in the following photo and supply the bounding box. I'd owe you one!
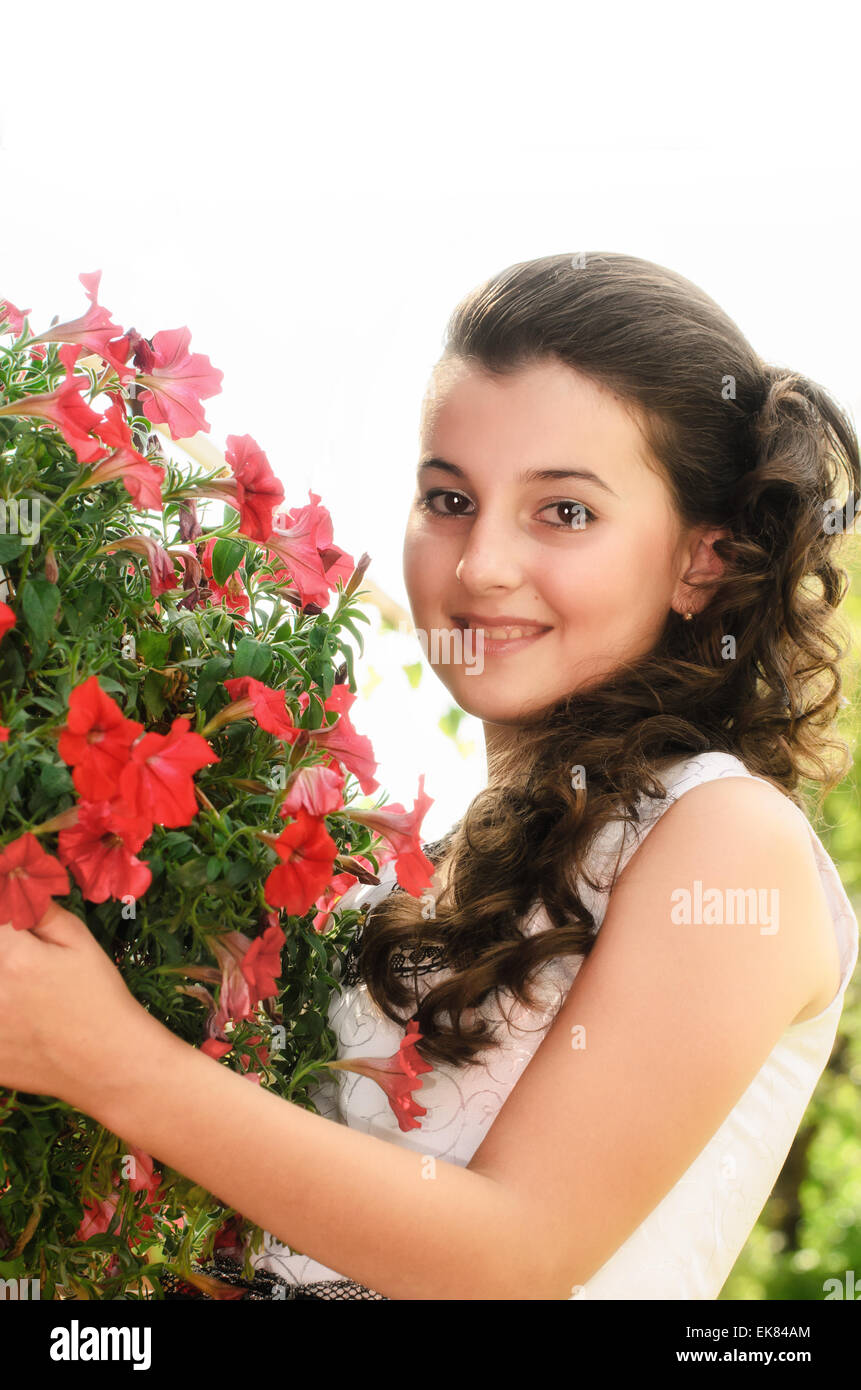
[0,251,858,1301]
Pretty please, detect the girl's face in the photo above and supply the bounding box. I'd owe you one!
[402,357,717,728]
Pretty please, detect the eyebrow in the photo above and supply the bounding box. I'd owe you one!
[417,456,619,498]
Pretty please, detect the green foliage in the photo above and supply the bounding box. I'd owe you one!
[0,333,380,1298]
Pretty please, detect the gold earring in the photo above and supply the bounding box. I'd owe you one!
[683,611,693,621]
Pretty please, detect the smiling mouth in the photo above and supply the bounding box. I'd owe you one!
[452,618,552,641]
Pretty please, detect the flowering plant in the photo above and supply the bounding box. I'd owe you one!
[0,277,435,1299]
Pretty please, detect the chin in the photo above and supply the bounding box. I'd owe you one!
[440,676,553,725]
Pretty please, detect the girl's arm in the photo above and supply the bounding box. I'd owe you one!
[0,774,832,1299]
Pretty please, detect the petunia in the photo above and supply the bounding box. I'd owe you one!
[87,394,165,509]
[129,325,224,440]
[119,717,218,828]
[0,297,31,336]
[0,602,15,642]
[0,727,9,742]
[240,922,285,1001]
[279,761,345,819]
[57,799,152,903]
[192,436,285,543]
[348,774,435,896]
[75,1192,121,1241]
[0,833,70,931]
[299,684,379,795]
[0,344,107,464]
[269,492,355,597]
[263,809,338,917]
[199,537,249,614]
[258,492,336,608]
[103,533,178,597]
[219,676,299,741]
[325,1021,433,1132]
[28,271,134,382]
[57,676,144,802]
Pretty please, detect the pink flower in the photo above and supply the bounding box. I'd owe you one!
[326,1021,433,1132]
[104,533,178,597]
[130,326,223,439]
[88,394,165,510]
[29,271,134,381]
[348,774,435,896]
[0,344,108,464]
[259,491,345,608]
[299,684,379,795]
[280,762,345,818]
[0,298,30,336]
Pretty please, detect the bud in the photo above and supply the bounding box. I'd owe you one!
[44,547,59,584]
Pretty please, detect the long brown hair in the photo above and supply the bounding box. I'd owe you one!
[356,251,860,1068]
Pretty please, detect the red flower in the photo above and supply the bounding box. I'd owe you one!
[300,685,379,795]
[201,1038,233,1060]
[311,857,377,933]
[0,833,70,931]
[200,538,249,614]
[280,762,345,818]
[29,271,134,381]
[326,1021,433,1132]
[57,799,152,903]
[221,676,298,740]
[0,727,8,742]
[58,676,144,801]
[348,774,435,896]
[88,395,165,509]
[0,602,13,642]
[240,922,285,1001]
[0,298,30,336]
[226,434,285,541]
[119,717,219,828]
[193,436,286,543]
[263,809,338,916]
[130,326,223,439]
[0,344,107,464]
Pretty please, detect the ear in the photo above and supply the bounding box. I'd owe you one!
[673,527,730,617]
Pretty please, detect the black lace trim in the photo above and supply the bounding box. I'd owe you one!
[340,831,456,988]
[159,1252,387,1300]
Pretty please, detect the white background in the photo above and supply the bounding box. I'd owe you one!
[2,0,859,837]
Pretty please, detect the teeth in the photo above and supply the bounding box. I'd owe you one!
[468,625,541,640]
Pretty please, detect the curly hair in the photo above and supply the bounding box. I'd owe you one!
[354,251,860,1069]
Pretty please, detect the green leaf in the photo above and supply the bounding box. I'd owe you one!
[211,538,245,587]
[19,579,60,645]
[142,669,167,721]
[232,637,272,680]
[136,631,171,667]
[196,655,233,709]
[0,535,24,564]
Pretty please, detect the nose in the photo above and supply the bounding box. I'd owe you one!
[454,509,526,593]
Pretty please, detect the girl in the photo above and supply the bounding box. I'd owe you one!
[0,251,858,1301]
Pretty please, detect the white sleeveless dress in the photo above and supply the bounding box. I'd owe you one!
[251,751,859,1299]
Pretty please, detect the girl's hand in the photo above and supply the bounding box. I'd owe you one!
[0,903,150,1111]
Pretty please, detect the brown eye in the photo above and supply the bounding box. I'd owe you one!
[418,490,474,517]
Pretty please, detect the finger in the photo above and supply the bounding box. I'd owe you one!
[27,902,91,947]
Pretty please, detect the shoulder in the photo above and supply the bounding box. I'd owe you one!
[611,766,839,1024]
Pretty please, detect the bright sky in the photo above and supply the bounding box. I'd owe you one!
[2,0,859,840]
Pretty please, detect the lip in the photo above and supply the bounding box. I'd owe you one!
[451,613,553,658]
